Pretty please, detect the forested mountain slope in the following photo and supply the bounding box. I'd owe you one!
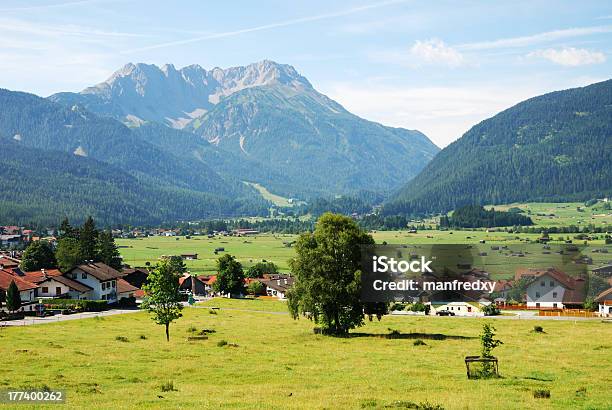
[386,79,612,215]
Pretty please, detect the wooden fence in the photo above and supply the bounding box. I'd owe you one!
[538,309,599,318]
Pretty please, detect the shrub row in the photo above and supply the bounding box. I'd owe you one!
[44,299,109,312]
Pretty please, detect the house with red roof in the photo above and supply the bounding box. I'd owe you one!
[0,269,38,312]
[524,268,586,309]
[17,269,92,299]
[117,278,140,300]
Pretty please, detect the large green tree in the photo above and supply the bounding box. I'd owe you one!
[79,216,98,262]
[213,254,245,296]
[20,240,57,271]
[141,259,184,341]
[245,261,278,278]
[287,213,383,335]
[55,237,84,272]
[96,231,122,270]
[6,280,21,313]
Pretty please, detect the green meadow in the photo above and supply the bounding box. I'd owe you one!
[1,298,611,409]
[117,228,610,276]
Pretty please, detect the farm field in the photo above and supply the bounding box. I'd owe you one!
[117,229,610,276]
[485,202,611,228]
[1,298,611,409]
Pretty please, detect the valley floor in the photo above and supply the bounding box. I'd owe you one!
[1,298,610,409]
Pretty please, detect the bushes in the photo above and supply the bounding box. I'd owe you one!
[482,304,501,316]
[118,296,137,308]
[44,299,109,312]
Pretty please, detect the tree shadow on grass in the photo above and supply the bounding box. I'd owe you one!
[345,332,476,340]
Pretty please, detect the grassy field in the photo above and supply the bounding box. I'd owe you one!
[117,229,610,276]
[1,298,611,409]
[486,202,611,228]
[117,234,298,274]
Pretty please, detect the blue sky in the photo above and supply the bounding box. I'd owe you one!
[1,0,610,146]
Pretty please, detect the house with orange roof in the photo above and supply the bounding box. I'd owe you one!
[524,268,586,309]
[0,269,38,312]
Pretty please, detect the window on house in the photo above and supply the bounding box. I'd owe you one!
[82,273,87,279]
[102,283,106,290]
[550,281,554,287]
[112,281,115,288]
[536,292,540,298]
[56,287,61,295]
[540,281,545,286]
[553,292,558,298]
[42,287,48,293]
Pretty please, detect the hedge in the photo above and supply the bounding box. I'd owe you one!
[44,299,109,312]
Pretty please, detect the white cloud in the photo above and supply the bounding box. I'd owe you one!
[527,47,606,66]
[409,39,465,67]
[322,78,605,147]
[459,25,612,50]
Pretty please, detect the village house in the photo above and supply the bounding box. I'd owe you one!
[18,268,91,299]
[0,234,23,248]
[199,275,216,295]
[63,262,124,303]
[427,301,489,317]
[0,255,20,270]
[178,274,207,295]
[595,288,612,317]
[592,264,612,277]
[491,279,513,304]
[259,275,294,299]
[117,278,140,301]
[0,269,38,312]
[121,267,149,289]
[524,268,586,309]
[180,253,198,260]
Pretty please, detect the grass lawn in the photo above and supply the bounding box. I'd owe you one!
[1,298,611,409]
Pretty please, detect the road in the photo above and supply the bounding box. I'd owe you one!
[0,308,142,327]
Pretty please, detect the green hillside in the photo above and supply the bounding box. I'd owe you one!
[188,84,439,198]
[386,80,612,215]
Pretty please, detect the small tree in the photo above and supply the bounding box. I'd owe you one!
[213,254,245,296]
[480,323,503,376]
[141,259,183,341]
[20,240,57,271]
[6,281,21,313]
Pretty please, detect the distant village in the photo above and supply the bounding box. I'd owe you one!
[1,224,611,320]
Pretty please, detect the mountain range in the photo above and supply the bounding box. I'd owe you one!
[385,79,612,215]
[49,60,440,198]
[1,59,610,226]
